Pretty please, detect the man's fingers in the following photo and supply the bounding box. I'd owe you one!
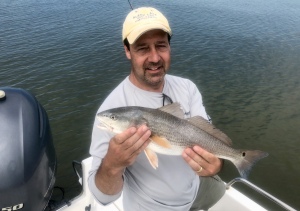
[182,146,223,176]
[113,127,137,145]
[112,125,151,155]
[192,145,218,164]
[106,125,151,168]
[182,148,206,176]
[128,125,151,155]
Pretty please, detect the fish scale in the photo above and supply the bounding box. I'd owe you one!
[144,109,231,154]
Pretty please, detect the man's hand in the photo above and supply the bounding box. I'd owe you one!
[104,125,151,172]
[182,146,223,176]
[95,125,151,195]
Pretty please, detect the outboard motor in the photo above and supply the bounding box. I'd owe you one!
[0,87,56,211]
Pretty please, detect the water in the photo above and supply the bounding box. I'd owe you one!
[1,0,300,209]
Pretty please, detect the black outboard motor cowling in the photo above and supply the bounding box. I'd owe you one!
[0,87,56,210]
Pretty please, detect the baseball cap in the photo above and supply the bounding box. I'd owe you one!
[122,7,172,44]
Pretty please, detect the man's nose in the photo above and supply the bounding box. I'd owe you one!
[148,48,160,63]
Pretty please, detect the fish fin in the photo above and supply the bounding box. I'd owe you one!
[150,135,172,148]
[232,150,269,178]
[158,102,185,119]
[187,116,233,146]
[144,148,158,169]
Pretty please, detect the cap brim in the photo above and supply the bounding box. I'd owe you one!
[126,23,172,44]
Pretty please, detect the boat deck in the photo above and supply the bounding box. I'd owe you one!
[57,157,295,211]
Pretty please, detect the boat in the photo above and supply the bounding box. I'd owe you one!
[0,87,296,211]
[55,157,296,211]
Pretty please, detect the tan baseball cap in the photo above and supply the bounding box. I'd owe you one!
[122,7,172,44]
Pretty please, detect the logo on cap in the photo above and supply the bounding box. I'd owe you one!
[133,9,157,22]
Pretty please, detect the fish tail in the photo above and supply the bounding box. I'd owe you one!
[232,150,268,179]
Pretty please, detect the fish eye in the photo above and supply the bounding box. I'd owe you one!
[110,115,117,120]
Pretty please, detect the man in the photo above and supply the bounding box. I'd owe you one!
[88,7,225,211]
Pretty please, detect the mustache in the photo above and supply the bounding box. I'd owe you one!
[145,62,163,69]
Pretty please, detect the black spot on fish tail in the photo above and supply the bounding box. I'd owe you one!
[232,150,269,179]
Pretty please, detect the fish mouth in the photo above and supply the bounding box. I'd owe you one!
[97,120,114,132]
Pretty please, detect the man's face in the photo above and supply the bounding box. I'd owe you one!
[125,29,171,91]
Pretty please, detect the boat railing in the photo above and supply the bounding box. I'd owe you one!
[226,177,296,211]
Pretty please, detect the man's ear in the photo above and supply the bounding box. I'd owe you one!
[124,45,131,60]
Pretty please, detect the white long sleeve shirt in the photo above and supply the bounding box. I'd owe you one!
[88,74,209,211]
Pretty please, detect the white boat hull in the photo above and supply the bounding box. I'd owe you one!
[57,157,268,211]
